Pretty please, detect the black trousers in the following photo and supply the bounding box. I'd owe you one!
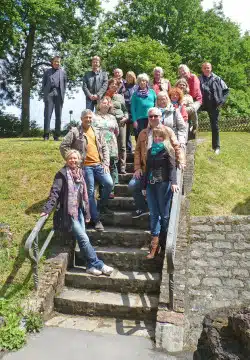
[206,107,220,150]
[44,94,63,137]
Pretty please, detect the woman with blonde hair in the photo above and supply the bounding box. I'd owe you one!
[124,71,137,153]
[143,127,178,259]
[157,91,187,147]
[40,149,113,276]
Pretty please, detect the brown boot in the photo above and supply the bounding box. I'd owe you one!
[147,236,160,259]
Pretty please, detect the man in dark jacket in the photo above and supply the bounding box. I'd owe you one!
[42,56,67,140]
[82,56,108,111]
[199,62,229,154]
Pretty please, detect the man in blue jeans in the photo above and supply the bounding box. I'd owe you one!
[60,109,113,231]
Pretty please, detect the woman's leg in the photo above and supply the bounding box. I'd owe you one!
[126,119,133,153]
[118,123,127,173]
[109,157,119,194]
[155,182,172,248]
[71,209,104,270]
[146,184,161,236]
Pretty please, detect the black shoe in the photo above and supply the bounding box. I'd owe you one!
[43,134,49,141]
[54,136,59,141]
[100,206,114,215]
[132,209,149,219]
[94,221,104,231]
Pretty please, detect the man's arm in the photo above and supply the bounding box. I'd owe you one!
[96,71,108,99]
[134,132,142,171]
[82,72,92,98]
[60,129,75,159]
[193,75,203,104]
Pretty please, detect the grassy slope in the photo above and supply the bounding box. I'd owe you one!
[0,138,64,300]
[190,132,250,216]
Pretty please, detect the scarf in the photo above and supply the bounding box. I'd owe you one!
[67,167,84,220]
[151,141,165,155]
[136,85,149,98]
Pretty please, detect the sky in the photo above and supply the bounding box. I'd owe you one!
[5,0,250,128]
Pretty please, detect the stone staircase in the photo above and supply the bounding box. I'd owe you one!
[47,154,164,338]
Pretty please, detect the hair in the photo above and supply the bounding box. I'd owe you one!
[157,91,170,106]
[113,68,123,76]
[147,107,162,116]
[153,127,167,140]
[125,71,137,84]
[153,66,164,76]
[65,149,82,162]
[51,55,60,62]
[202,61,212,68]
[96,96,113,112]
[81,109,93,118]
[178,64,190,73]
[92,55,101,62]
[108,78,118,87]
[175,78,190,94]
[168,87,184,103]
[137,73,149,84]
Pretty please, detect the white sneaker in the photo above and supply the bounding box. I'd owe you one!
[101,264,114,276]
[214,148,220,155]
[86,267,102,276]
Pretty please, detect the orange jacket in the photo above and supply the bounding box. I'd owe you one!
[134,125,185,172]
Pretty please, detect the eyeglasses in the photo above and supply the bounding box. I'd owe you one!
[149,115,160,118]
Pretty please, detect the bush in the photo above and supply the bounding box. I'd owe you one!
[0,111,43,137]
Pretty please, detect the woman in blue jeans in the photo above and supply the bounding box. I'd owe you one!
[40,149,113,276]
[143,128,179,259]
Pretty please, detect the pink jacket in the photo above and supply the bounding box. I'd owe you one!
[188,74,203,104]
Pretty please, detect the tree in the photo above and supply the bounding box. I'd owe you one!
[1,0,102,135]
[104,36,180,83]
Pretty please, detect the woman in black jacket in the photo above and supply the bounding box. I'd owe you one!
[40,149,113,276]
[144,128,179,259]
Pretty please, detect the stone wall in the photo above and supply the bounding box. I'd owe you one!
[185,215,250,348]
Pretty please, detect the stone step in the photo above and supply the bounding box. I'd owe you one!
[126,163,134,173]
[46,314,155,339]
[65,268,161,294]
[114,184,130,197]
[101,211,149,229]
[107,197,135,211]
[118,173,133,184]
[87,227,151,248]
[54,287,159,320]
[126,153,134,163]
[75,246,163,272]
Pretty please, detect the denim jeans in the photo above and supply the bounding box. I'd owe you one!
[207,107,220,149]
[86,98,97,112]
[135,118,148,141]
[128,176,147,212]
[71,208,104,270]
[146,181,172,236]
[84,164,113,222]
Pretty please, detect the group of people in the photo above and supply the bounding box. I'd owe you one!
[40,55,229,275]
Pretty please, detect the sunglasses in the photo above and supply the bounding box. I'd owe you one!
[149,115,160,118]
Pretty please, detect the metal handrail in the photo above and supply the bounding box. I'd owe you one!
[165,167,183,310]
[165,128,188,310]
[24,214,55,290]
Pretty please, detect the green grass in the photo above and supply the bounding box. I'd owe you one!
[0,138,64,300]
[190,132,250,216]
